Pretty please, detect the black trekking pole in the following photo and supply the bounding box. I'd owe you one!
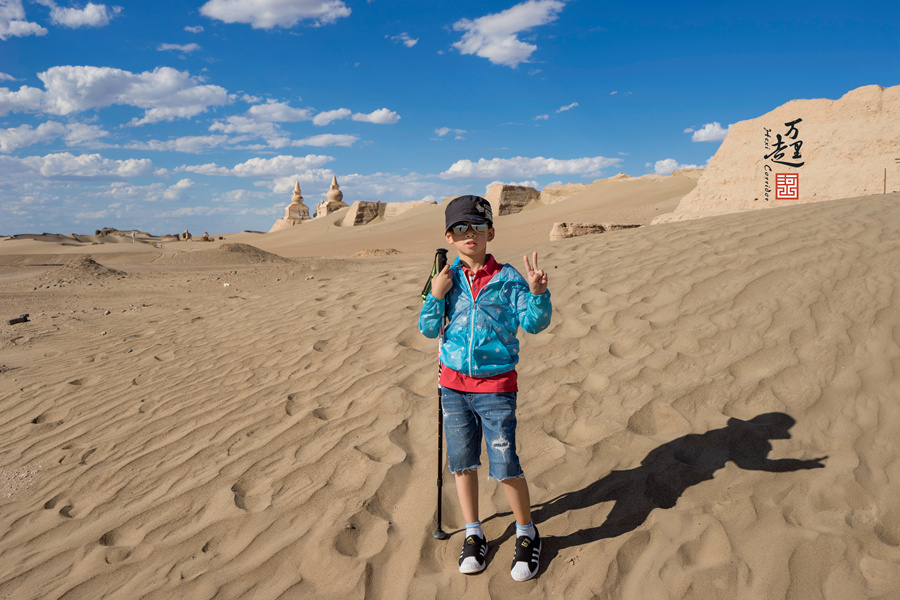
[421,248,450,540]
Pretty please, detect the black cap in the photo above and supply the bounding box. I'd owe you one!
[445,195,493,231]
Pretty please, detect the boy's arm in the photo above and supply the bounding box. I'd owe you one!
[515,285,552,334]
[418,293,445,338]
[517,252,551,333]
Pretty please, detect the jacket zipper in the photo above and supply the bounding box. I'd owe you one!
[463,269,476,377]
[457,262,507,377]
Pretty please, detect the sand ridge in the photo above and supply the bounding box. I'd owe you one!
[0,193,899,598]
[153,243,295,266]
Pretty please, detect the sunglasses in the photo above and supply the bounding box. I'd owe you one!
[449,223,489,236]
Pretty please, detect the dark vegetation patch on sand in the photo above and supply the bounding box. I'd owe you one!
[354,248,401,257]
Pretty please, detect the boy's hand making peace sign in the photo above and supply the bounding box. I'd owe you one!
[523,252,548,296]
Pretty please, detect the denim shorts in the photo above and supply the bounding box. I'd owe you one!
[440,387,523,480]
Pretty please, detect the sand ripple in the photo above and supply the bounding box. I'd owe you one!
[1,195,899,598]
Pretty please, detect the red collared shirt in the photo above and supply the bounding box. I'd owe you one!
[439,255,518,393]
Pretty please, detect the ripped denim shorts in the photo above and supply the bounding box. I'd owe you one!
[440,387,523,480]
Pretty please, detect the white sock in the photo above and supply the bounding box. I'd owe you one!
[465,521,484,539]
[515,520,535,540]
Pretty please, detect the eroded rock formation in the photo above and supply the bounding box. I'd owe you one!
[654,84,900,223]
[549,222,642,240]
[485,184,540,216]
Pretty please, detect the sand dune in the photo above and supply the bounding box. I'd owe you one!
[251,172,696,259]
[152,243,295,267]
[1,191,899,599]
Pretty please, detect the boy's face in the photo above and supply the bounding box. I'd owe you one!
[445,221,495,260]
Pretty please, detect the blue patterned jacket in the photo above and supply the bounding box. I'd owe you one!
[418,257,552,378]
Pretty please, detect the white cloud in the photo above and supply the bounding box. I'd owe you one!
[208,101,312,141]
[238,203,287,216]
[0,73,17,81]
[0,0,48,39]
[486,179,539,190]
[184,25,204,33]
[312,108,351,126]
[441,155,621,179]
[337,171,441,201]
[653,158,701,175]
[165,178,195,199]
[609,91,618,95]
[0,85,44,115]
[3,123,61,154]
[691,121,729,142]
[199,0,350,29]
[63,122,109,146]
[127,135,232,153]
[178,162,229,176]
[231,155,333,178]
[451,0,565,68]
[388,32,418,47]
[247,100,311,122]
[435,127,466,139]
[210,116,281,137]
[533,114,549,120]
[683,127,694,133]
[157,43,202,53]
[267,170,444,203]
[312,107,399,126]
[352,108,400,124]
[19,152,156,179]
[0,66,229,125]
[0,188,50,220]
[159,205,228,218]
[269,169,336,192]
[0,121,109,153]
[556,102,578,113]
[258,137,289,149]
[291,134,358,147]
[214,189,270,204]
[207,101,312,143]
[11,66,231,124]
[99,178,195,202]
[180,154,335,178]
[48,2,122,28]
[75,207,121,220]
[0,122,66,153]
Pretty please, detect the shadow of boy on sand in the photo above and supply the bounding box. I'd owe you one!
[486,412,826,576]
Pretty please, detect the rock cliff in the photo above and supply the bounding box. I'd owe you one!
[654,85,900,223]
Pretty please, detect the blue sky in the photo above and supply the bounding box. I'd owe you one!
[1,0,898,235]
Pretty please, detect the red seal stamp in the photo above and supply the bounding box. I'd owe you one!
[775,173,799,200]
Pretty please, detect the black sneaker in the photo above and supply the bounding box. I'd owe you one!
[458,534,487,574]
[510,527,541,581]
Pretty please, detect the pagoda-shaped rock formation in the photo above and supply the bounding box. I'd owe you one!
[269,182,311,232]
[316,175,349,218]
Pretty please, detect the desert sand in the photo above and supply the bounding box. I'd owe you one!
[1,178,899,599]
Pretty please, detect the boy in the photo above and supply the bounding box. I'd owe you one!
[418,195,551,581]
